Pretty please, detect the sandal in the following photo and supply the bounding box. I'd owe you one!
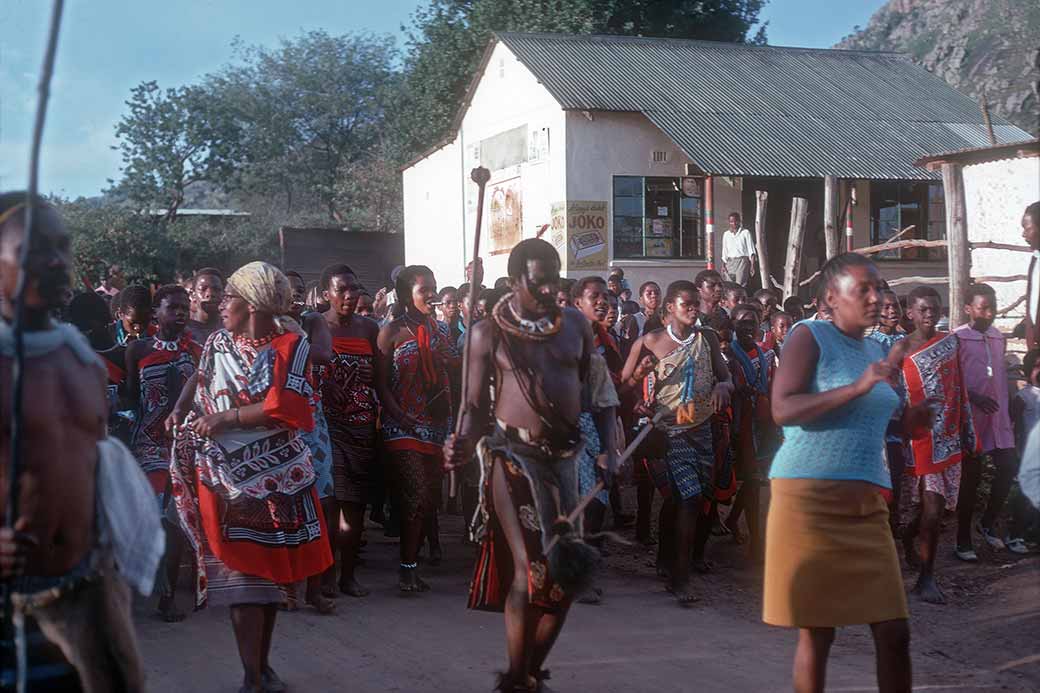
[954,546,978,562]
[261,666,287,693]
[1006,537,1029,555]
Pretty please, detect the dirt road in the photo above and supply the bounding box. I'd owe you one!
[136,512,1040,692]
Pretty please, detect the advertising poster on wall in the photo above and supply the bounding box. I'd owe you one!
[489,178,523,256]
[549,200,609,270]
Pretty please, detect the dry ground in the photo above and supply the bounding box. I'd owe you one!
[135,494,1040,693]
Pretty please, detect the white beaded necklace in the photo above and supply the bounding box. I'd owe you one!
[666,323,697,347]
[153,336,180,351]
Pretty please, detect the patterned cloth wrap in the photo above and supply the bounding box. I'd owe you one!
[382,318,457,455]
[577,351,621,506]
[322,336,378,503]
[901,333,979,477]
[647,330,719,501]
[170,329,332,607]
[129,335,202,496]
[468,426,586,613]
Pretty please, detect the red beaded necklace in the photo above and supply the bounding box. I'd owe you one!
[235,332,275,349]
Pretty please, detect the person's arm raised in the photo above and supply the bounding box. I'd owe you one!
[771,326,900,426]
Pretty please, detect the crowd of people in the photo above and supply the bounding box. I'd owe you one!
[1,194,1039,693]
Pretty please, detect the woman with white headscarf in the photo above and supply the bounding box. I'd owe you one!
[167,261,333,693]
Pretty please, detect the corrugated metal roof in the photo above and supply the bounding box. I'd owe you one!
[496,33,1035,179]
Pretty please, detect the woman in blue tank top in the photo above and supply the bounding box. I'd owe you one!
[764,254,933,693]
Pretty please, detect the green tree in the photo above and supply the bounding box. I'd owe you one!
[110,81,238,219]
[394,0,768,159]
[205,31,399,222]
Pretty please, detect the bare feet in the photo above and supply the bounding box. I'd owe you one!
[261,666,287,693]
[339,577,371,598]
[911,575,946,604]
[667,581,700,607]
[428,544,443,567]
[304,588,337,615]
[157,595,185,623]
[399,566,430,593]
[577,586,603,605]
[903,537,920,569]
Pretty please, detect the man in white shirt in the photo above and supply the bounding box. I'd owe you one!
[721,212,757,287]
[1023,201,1039,350]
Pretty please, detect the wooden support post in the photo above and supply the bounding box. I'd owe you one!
[824,175,838,260]
[845,194,854,253]
[754,191,770,288]
[783,197,809,300]
[942,162,970,327]
[705,175,715,270]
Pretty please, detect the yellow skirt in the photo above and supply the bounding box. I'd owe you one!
[763,478,908,628]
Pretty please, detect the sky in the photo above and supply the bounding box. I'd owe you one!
[0,0,886,199]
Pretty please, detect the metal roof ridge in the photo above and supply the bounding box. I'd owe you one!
[494,31,910,59]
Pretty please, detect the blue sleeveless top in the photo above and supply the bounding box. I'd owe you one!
[769,320,900,488]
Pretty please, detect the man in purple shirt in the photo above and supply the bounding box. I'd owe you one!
[954,283,1016,560]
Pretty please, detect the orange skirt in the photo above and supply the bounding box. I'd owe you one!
[763,478,908,628]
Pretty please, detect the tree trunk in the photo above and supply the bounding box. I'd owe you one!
[942,163,970,328]
[754,191,770,289]
[782,197,809,300]
[824,175,838,260]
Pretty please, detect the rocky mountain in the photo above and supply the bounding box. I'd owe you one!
[836,0,1038,135]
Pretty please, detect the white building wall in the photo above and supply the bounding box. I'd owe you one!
[459,43,568,285]
[563,110,740,289]
[963,156,1040,329]
[402,139,463,290]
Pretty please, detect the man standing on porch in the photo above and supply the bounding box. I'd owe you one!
[722,212,757,288]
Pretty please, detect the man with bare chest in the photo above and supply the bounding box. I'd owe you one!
[0,193,149,691]
[444,239,615,692]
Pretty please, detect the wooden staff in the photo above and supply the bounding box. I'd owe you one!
[450,166,491,499]
[545,411,666,553]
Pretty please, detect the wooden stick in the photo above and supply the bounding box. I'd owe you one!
[782,197,808,300]
[970,241,1032,253]
[886,275,948,287]
[545,411,666,553]
[856,237,946,256]
[754,191,770,288]
[450,166,491,499]
[973,274,1028,283]
[996,294,1027,316]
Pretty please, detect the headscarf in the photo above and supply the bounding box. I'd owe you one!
[226,261,302,334]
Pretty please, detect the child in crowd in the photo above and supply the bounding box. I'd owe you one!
[721,282,747,317]
[781,296,804,322]
[762,311,793,356]
[753,288,779,327]
[954,284,1018,559]
[901,286,976,604]
[722,304,776,558]
[1009,349,1040,553]
[867,289,908,530]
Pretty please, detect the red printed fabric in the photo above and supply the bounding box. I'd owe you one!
[130,336,201,493]
[321,337,378,427]
[902,334,979,476]
[382,319,457,456]
[170,329,330,608]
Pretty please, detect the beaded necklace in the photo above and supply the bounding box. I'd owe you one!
[235,332,274,349]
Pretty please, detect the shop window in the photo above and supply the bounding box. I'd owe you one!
[870,181,945,260]
[613,176,704,259]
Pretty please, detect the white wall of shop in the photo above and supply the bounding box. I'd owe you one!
[403,42,567,288]
[563,110,740,288]
[963,155,1040,329]
[402,139,463,290]
[458,42,568,286]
